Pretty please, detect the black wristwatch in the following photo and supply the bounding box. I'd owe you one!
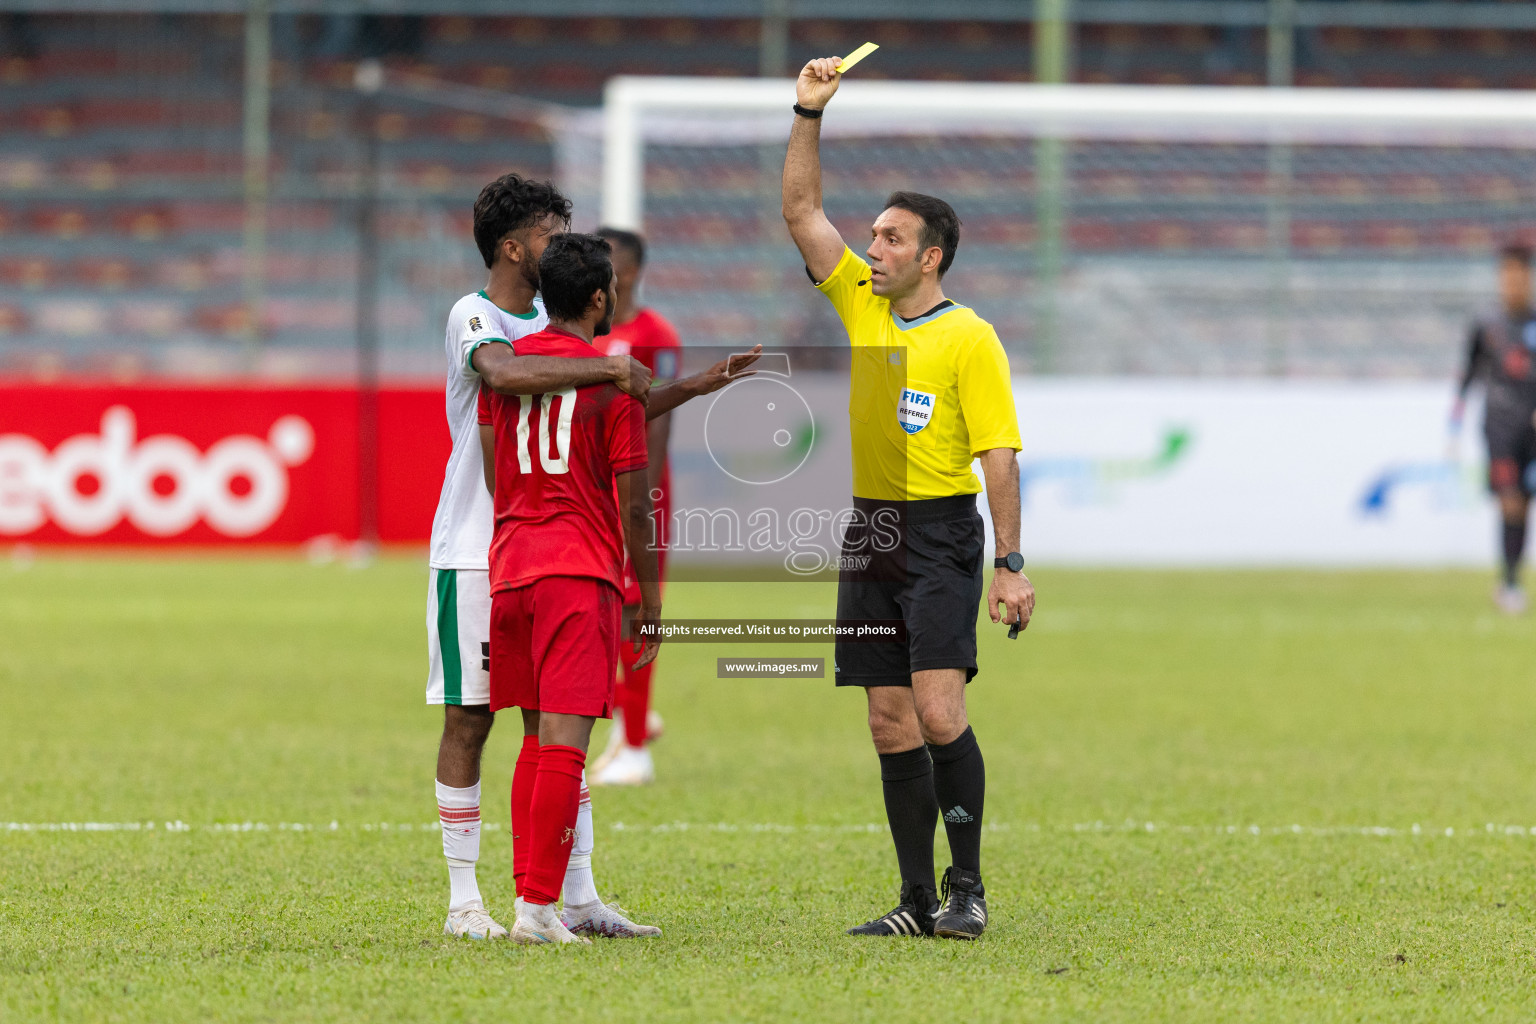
[994,552,1024,572]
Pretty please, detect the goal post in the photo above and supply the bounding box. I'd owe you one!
[601,77,1536,229]
[573,77,1536,378]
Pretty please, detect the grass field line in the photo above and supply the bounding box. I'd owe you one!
[10,819,1536,838]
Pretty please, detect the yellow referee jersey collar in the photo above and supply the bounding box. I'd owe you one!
[890,302,967,332]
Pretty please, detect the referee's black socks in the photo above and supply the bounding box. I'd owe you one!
[879,746,939,891]
[929,726,985,874]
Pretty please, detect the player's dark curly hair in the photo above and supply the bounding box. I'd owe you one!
[1500,242,1533,265]
[884,191,961,277]
[472,173,573,269]
[596,226,646,268]
[538,233,614,322]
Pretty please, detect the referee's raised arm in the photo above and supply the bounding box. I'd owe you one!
[782,56,847,283]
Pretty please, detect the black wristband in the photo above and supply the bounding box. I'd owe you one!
[792,103,823,119]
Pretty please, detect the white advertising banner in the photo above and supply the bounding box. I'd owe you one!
[1001,379,1495,567]
[663,368,1500,571]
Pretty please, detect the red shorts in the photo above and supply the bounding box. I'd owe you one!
[489,576,621,718]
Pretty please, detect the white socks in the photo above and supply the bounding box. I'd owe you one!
[439,774,598,911]
[563,773,599,907]
[436,779,482,910]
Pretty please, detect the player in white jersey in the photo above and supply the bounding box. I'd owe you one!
[429,173,760,940]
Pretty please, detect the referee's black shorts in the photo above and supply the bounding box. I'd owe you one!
[834,494,985,688]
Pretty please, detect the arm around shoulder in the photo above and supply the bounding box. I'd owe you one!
[472,342,639,398]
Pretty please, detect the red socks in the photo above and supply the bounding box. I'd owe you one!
[510,734,540,895]
[520,743,587,906]
[619,657,655,747]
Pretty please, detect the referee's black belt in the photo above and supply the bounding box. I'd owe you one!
[851,493,979,524]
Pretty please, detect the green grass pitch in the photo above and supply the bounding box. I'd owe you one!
[3,556,1536,1022]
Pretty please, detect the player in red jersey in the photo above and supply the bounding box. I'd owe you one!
[479,233,655,945]
[479,233,753,943]
[589,227,681,786]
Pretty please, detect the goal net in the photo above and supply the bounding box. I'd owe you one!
[551,78,1536,379]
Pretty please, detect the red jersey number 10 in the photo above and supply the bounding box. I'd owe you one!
[514,389,575,475]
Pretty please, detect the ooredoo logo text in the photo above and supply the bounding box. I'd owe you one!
[0,406,314,538]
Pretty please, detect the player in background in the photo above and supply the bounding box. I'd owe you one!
[783,56,1034,941]
[478,233,661,945]
[429,173,655,941]
[589,226,681,787]
[1453,242,1536,615]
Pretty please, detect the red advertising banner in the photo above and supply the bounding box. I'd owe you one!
[0,383,445,544]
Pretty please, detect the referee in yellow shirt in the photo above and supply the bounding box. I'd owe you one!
[782,56,1035,940]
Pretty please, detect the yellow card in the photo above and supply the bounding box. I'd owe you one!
[836,41,879,74]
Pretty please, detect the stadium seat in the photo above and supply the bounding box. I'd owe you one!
[0,9,1530,372]
[35,298,108,337]
[118,300,185,337]
[191,303,249,336]
[0,302,29,334]
[0,257,54,290]
[77,258,138,290]
[110,206,173,241]
[24,105,73,136]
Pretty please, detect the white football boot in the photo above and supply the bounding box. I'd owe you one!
[590,712,629,776]
[591,710,665,777]
[442,900,508,940]
[511,900,591,945]
[592,743,655,787]
[1495,584,1528,616]
[559,899,663,938]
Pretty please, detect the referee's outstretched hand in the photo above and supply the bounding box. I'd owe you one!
[989,570,1035,636]
[797,57,843,110]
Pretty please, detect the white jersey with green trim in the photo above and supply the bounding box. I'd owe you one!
[429,291,548,570]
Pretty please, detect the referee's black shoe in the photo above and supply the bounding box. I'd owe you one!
[846,881,939,937]
[933,866,988,940]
